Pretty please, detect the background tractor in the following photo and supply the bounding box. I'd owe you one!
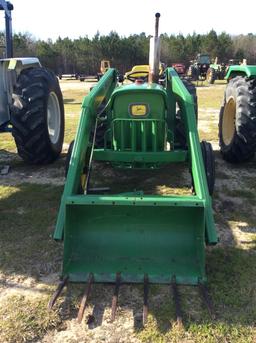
[219,64,256,162]
[172,62,186,76]
[206,57,226,84]
[206,58,246,84]
[0,0,64,164]
[187,53,211,81]
[49,13,217,324]
[124,63,165,82]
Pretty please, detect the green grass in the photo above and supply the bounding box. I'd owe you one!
[0,184,63,277]
[137,248,256,343]
[197,83,225,109]
[0,295,62,343]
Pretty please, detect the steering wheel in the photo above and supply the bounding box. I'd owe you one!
[126,70,149,82]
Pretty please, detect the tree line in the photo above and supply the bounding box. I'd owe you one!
[0,30,255,74]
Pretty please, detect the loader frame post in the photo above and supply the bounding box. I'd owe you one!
[166,67,217,244]
[0,0,13,58]
[54,69,118,240]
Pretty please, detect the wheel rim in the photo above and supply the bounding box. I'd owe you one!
[47,92,61,145]
[222,97,236,146]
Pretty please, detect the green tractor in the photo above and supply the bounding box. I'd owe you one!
[49,13,217,324]
[206,57,227,84]
[219,64,256,162]
[187,53,211,81]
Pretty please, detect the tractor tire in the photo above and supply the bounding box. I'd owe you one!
[182,79,198,119]
[191,140,215,195]
[175,79,198,147]
[191,67,199,81]
[219,76,256,163]
[206,67,216,84]
[11,67,64,164]
[200,140,215,195]
[94,122,107,148]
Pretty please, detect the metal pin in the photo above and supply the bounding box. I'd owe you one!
[171,279,183,327]
[143,274,149,325]
[199,283,215,320]
[111,273,121,322]
[77,273,94,323]
[48,276,68,310]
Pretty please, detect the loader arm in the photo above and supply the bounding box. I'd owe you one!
[166,67,217,244]
[54,68,118,240]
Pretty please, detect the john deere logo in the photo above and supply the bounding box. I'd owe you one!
[130,103,148,116]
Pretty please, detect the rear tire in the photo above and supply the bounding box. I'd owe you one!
[175,79,198,147]
[219,76,256,163]
[11,67,64,164]
[206,67,216,84]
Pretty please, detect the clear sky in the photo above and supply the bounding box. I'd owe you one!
[1,0,256,40]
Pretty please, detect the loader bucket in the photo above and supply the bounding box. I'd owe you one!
[63,195,206,285]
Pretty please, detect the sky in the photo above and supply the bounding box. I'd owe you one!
[1,0,256,41]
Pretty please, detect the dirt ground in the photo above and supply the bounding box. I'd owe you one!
[1,80,256,343]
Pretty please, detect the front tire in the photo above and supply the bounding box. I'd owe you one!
[11,67,65,164]
[219,76,256,163]
[201,140,215,195]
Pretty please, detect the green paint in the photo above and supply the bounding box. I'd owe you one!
[225,65,256,79]
[54,67,217,285]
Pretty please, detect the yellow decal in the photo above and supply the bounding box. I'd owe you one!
[131,104,147,116]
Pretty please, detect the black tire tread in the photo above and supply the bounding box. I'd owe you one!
[219,76,256,163]
[175,79,198,147]
[201,140,215,195]
[11,67,64,164]
[207,67,216,84]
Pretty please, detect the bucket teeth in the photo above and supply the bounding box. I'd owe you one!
[49,277,215,325]
[48,276,68,310]
[171,280,183,327]
[143,274,149,326]
[110,273,121,322]
[198,283,215,320]
[77,273,94,323]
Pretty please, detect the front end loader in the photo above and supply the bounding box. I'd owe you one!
[50,13,217,325]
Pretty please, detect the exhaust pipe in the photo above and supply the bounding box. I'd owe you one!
[148,13,161,84]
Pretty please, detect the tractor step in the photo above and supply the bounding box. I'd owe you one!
[48,275,215,325]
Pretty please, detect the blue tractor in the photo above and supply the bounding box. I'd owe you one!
[0,0,64,164]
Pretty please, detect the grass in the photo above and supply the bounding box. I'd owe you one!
[0,184,63,277]
[196,81,226,109]
[1,80,256,342]
[0,295,62,343]
[137,248,256,343]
